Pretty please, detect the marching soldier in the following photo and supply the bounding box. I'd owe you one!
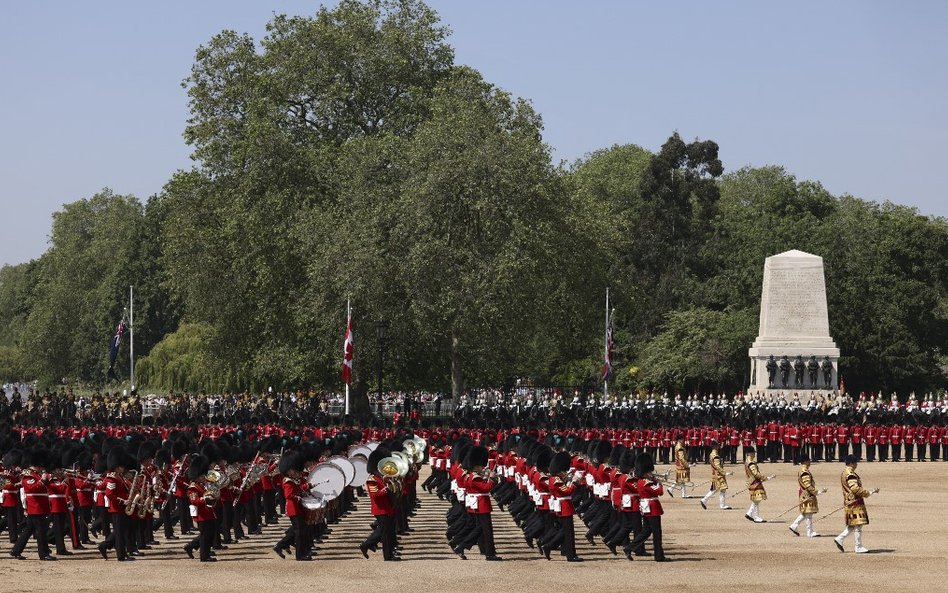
[463,446,501,561]
[626,453,668,562]
[743,447,773,523]
[700,442,732,510]
[272,451,312,561]
[97,446,135,561]
[183,454,217,562]
[834,455,878,554]
[548,450,581,562]
[790,455,821,537]
[360,447,399,561]
[1,450,22,544]
[673,438,691,498]
[9,448,54,560]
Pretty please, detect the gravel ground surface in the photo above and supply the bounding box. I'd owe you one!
[2,461,943,593]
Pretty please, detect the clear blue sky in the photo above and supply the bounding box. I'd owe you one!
[2,1,947,266]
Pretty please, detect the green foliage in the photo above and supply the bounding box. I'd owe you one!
[135,323,225,392]
[637,307,758,392]
[1,1,947,395]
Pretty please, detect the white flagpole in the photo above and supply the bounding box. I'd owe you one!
[129,285,135,391]
[344,299,350,417]
[604,287,609,401]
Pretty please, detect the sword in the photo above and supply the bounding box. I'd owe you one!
[728,476,775,499]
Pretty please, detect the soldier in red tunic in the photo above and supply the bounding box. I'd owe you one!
[548,450,582,562]
[463,445,500,560]
[183,454,217,562]
[97,446,135,561]
[9,448,54,560]
[626,453,668,562]
[272,451,312,560]
[1,449,22,545]
[360,447,399,561]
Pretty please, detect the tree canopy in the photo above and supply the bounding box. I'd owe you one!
[2,0,947,396]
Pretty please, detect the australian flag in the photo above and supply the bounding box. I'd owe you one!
[107,317,127,380]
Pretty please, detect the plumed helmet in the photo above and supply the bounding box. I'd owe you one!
[549,451,572,476]
[187,454,210,482]
[634,453,655,478]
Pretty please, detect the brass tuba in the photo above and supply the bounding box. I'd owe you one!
[402,436,427,464]
[203,469,225,504]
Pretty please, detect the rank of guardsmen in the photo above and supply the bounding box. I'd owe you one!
[0,418,894,562]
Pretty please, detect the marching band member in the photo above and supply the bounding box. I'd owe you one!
[700,442,732,510]
[548,450,581,562]
[98,447,135,561]
[674,438,691,498]
[183,454,217,562]
[1,450,22,545]
[834,455,878,554]
[9,448,54,561]
[789,455,820,537]
[361,447,398,561]
[743,447,773,523]
[273,451,312,560]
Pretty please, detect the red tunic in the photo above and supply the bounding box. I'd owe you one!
[365,476,396,517]
[282,477,309,517]
[463,474,493,514]
[637,479,664,517]
[21,471,51,515]
[103,472,129,514]
[187,481,216,522]
[549,475,576,517]
[47,478,70,513]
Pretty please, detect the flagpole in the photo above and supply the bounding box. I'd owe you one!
[129,285,135,391]
[604,287,609,401]
[344,299,350,417]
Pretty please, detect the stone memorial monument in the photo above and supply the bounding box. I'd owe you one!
[747,250,840,393]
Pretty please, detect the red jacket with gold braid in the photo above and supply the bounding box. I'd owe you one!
[365,475,396,517]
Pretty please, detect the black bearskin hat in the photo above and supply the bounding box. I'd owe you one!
[278,451,304,475]
[593,440,613,464]
[107,447,135,472]
[467,445,489,470]
[634,453,655,478]
[535,447,554,474]
[549,451,572,476]
[187,454,210,481]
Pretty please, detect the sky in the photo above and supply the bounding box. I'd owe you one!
[2,1,947,267]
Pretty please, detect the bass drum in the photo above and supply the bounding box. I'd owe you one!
[348,442,377,459]
[327,456,355,487]
[348,454,369,487]
[307,463,346,500]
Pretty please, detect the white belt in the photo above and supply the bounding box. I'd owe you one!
[25,493,49,497]
[49,495,66,499]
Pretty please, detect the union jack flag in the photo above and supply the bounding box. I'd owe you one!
[107,316,127,380]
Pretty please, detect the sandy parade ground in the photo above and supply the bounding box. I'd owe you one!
[2,461,945,593]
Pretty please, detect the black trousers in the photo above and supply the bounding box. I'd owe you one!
[379,514,396,559]
[51,511,69,553]
[12,514,50,558]
[5,507,19,543]
[865,444,876,462]
[178,495,193,534]
[558,515,576,559]
[628,515,665,561]
[475,513,496,557]
[187,520,214,560]
[102,512,130,559]
[851,442,863,462]
[276,514,308,559]
[75,506,91,543]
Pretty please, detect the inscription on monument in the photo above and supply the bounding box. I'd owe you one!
[761,266,829,338]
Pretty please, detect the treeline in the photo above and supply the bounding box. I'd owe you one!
[2,0,947,396]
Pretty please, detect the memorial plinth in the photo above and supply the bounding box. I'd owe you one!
[747,250,840,393]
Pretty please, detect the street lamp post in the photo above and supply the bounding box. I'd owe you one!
[375,319,389,407]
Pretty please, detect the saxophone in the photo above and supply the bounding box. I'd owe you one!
[138,480,153,519]
[124,471,141,516]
